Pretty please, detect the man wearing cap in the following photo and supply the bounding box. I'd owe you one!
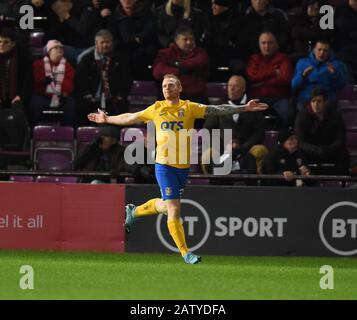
[31,39,76,127]
[74,125,140,183]
[262,127,311,186]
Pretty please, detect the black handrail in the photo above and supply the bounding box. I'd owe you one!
[1,170,357,183]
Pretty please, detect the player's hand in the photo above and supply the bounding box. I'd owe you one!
[246,99,269,112]
[87,108,108,124]
[283,171,295,181]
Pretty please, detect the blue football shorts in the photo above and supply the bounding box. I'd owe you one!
[155,163,190,200]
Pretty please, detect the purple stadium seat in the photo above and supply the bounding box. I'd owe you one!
[338,100,357,110]
[29,30,45,47]
[33,125,74,143]
[29,30,45,57]
[327,0,346,6]
[187,178,210,185]
[341,109,357,131]
[76,126,100,152]
[9,176,34,182]
[338,85,357,100]
[206,82,227,98]
[130,81,158,96]
[346,131,357,167]
[36,176,77,183]
[346,131,357,149]
[319,181,343,188]
[120,127,146,146]
[264,130,279,149]
[36,151,73,171]
[128,81,158,106]
[33,126,75,171]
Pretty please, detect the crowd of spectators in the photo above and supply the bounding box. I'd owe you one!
[0,0,356,183]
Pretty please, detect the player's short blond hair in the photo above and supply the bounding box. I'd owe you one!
[163,74,182,87]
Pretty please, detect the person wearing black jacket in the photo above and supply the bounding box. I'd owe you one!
[0,27,31,151]
[262,128,311,186]
[243,0,292,55]
[294,87,350,175]
[108,0,157,79]
[203,0,246,79]
[46,0,109,64]
[75,29,133,126]
[74,125,138,183]
[155,0,209,49]
[289,0,334,58]
[334,0,357,82]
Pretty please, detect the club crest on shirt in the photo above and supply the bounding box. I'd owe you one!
[280,158,286,164]
[165,187,172,196]
[178,109,185,118]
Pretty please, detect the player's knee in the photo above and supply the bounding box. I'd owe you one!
[155,199,167,214]
[166,200,181,218]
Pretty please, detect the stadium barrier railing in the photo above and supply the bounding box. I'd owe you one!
[1,170,357,186]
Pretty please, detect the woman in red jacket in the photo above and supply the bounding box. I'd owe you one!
[30,40,76,127]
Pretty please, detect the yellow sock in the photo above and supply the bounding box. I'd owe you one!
[167,219,188,256]
[135,198,160,218]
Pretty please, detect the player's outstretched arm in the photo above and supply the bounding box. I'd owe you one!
[205,99,269,117]
[87,109,143,126]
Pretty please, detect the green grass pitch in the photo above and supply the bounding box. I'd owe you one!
[0,250,356,300]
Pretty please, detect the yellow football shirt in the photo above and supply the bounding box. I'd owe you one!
[138,99,207,169]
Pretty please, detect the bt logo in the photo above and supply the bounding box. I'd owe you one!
[160,121,184,131]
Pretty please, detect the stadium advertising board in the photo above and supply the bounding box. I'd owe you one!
[126,185,357,257]
[0,183,125,252]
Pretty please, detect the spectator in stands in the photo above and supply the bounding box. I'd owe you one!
[153,26,209,103]
[246,31,294,127]
[203,75,268,173]
[269,0,303,12]
[291,39,348,111]
[74,125,139,183]
[289,0,334,60]
[100,0,118,13]
[47,0,106,64]
[30,0,51,31]
[75,29,133,126]
[335,0,357,82]
[0,0,26,22]
[155,0,209,49]
[201,134,258,182]
[0,0,30,46]
[262,127,311,186]
[0,27,32,110]
[0,27,31,150]
[294,87,350,175]
[31,40,76,127]
[124,131,156,183]
[203,0,246,79]
[108,0,157,79]
[243,0,291,55]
